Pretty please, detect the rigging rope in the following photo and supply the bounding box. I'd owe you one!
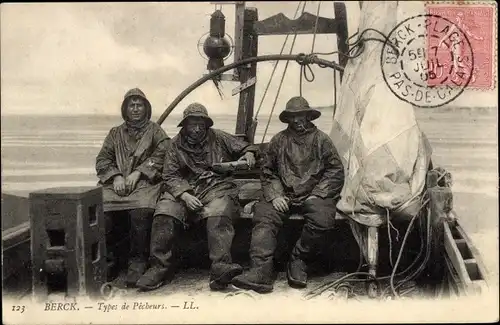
[331,1,338,113]
[305,28,399,58]
[253,0,303,121]
[304,197,432,300]
[156,53,343,125]
[260,1,307,143]
[333,65,337,109]
[311,1,321,53]
[257,24,400,143]
[299,1,321,98]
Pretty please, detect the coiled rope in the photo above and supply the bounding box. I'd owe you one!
[303,194,432,300]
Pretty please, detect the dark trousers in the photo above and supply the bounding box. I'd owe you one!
[105,208,154,266]
[250,197,336,269]
[129,208,154,265]
[150,215,235,270]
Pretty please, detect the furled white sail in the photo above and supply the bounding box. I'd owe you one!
[330,1,433,227]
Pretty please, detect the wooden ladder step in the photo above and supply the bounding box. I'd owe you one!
[463,258,483,281]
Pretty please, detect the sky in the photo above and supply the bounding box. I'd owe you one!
[1,1,497,117]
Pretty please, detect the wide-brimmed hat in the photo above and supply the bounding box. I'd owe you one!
[278,96,321,123]
[177,103,214,127]
[121,88,152,121]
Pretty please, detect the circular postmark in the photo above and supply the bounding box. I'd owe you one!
[381,14,474,108]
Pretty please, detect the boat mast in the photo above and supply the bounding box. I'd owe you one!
[235,5,258,142]
[206,2,349,143]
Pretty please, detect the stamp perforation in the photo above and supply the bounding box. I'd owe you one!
[424,1,497,91]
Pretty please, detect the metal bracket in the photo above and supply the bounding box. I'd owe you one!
[232,76,256,96]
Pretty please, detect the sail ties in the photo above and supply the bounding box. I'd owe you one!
[293,25,401,109]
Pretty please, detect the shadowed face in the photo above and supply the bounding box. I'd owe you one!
[126,97,147,122]
[288,112,310,133]
[184,116,208,141]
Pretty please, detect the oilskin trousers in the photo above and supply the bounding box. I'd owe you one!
[139,214,237,289]
[250,197,336,279]
[105,208,153,285]
[149,214,235,269]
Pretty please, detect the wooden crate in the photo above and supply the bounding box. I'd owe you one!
[30,186,106,300]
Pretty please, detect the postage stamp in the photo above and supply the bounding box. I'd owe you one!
[425,2,497,90]
[380,14,474,108]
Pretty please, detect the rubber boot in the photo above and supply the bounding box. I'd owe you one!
[126,209,153,287]
[136,215,177,291]
[287,221,326,288]
[287,258,307,288]
[206,216,242,290]
[209,263,244,291]
[232,264,274,293]
[232,216,279,293]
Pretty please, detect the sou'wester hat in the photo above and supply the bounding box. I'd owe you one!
[278,96,321,123]
[178,103,214,127]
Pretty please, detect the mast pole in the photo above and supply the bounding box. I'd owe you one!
[233,1,245,79]
[235,7,258,142]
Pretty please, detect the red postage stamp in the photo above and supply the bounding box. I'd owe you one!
[425,2,497,90]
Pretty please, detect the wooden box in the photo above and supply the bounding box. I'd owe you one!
[30,186,106,300]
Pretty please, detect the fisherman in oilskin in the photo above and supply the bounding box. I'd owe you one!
[232,96,345,293]
[137,103,258,291]
[95,88,170,288]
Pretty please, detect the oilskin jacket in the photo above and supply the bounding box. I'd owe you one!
[261,125,345,205]
[162,128,258,204]
[96,90,170,212]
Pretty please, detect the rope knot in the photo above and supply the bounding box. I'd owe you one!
[296,53,318,66]
[295,53,307,65]
[298,53,318,97]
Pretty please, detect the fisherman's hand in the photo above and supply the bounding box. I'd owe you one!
[272,197,289,213]
[238,152,256,169]
[305,195,319,201]
[180,192,204,211]
[113,175,127,196]
[125,171,141,193]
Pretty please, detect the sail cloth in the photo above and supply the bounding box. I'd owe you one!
[330,1,433,228]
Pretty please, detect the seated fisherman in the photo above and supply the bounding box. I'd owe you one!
[232,96,345,293]
[136,103,258,291]
[96,88,169,287]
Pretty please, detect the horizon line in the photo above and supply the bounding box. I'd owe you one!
[0,105,496,117]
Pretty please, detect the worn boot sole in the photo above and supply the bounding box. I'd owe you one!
[126,281,139,288]
[125,262,147,288]
[231,277,273,294]
[137,281,165,292]
[209,266,243,291]
[287,263,307,288]
[126,273,146,288]
[126,272,145,288]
